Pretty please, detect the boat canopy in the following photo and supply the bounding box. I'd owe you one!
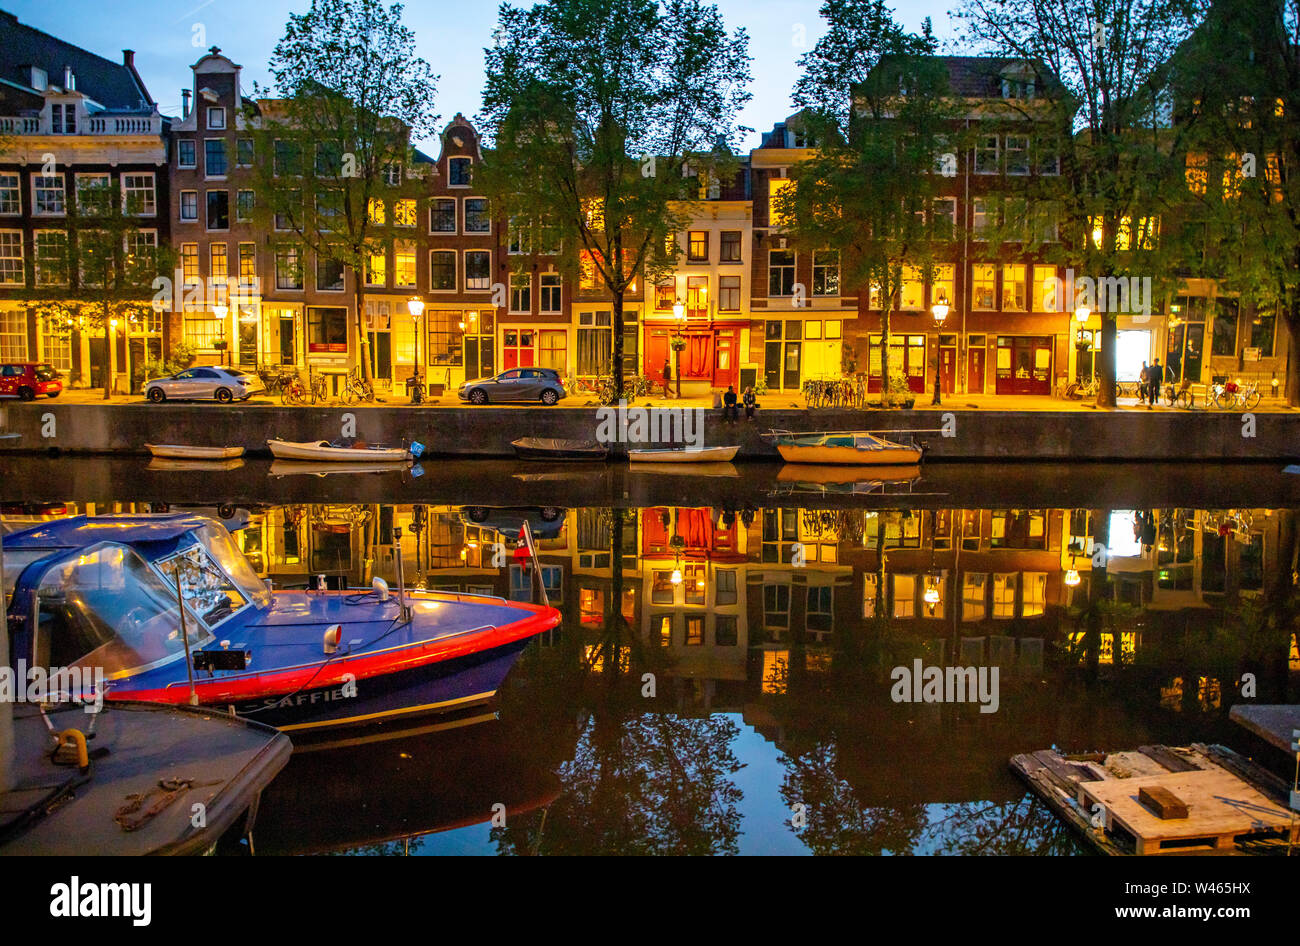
[28,542,213,679]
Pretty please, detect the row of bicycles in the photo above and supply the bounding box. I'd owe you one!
[260,366,376,406]
[802,375,872,409]
[1064,374,1263,410]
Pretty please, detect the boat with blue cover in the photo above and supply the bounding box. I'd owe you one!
[1,515,559,732]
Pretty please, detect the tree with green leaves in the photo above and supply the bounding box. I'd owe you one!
[777,1,958,406]
[32,183,172,399]
[246,0,438,384]
[478,0,752,398]
[1170,0,1300,405]
[957,0,1206,407]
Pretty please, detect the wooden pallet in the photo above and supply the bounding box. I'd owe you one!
[1011,743,1299,856]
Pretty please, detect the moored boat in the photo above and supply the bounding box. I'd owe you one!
[267,438,418,462]
[766,429,924,465]
[1,514,559,732]
[146,444,245,460]
[511,437,609,461]
[627,445,740,463]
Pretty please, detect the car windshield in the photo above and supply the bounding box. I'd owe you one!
[33,542,212,679]
[216,368,245,378]
[34,365,58,382]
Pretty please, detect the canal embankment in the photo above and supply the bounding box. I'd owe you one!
[0,402,1296,462]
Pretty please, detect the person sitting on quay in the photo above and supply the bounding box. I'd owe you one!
[742,386,757,421]
[723,385,739,422]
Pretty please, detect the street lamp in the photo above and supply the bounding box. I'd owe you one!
[213,303,229,366]
[930,301,949,405]
[671,299,686,399]
[407,296,425,404]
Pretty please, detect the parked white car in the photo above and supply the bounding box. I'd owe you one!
[144,367,265,403]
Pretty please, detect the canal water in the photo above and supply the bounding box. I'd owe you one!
[2,457,1297,855]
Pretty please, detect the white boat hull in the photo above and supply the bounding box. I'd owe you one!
[146,444,245,460]
[267,439,412,462]
[627,445,740,463]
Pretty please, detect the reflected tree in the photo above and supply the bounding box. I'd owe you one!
[491,712,744,855]
[779,741,928,855]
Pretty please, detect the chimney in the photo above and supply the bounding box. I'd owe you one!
[182,89,192,118]
[123,50,135,68]
[63,66,74,91]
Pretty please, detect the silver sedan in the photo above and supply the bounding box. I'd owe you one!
[144,367,265,403]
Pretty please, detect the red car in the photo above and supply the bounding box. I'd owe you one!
[0,363,63,400]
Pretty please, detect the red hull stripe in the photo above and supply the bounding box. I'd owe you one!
[110,605,559,705]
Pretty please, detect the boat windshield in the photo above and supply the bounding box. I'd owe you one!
[155,538,257,631]
[33,542,212,679]
[192,523,271,609]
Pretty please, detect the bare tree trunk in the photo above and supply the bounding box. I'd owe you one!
[102,304,112,400]
[612,291,625,402]
[354,275,373,385]
[1096,314,1118,408]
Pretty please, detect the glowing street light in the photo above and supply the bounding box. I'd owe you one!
[931,301,949,405]
[408,297,425,404]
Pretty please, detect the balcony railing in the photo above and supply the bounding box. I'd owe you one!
[0,114,162,136]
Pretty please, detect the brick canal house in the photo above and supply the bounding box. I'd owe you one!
[0,10,168,392]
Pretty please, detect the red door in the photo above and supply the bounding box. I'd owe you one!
[645,328,671,381]
[502,330,535,370]
[967,347,985,394]
[939,345,956,394]
[712,331,738,389]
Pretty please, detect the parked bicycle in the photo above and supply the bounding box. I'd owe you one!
[281,369,328,406]
[1211,378,1260,411]
[340,366,376,405]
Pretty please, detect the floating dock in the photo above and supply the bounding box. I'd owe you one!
[1011,743,1298,855]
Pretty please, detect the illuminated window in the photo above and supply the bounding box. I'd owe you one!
[1032,265,1057,312]
[992,573,1017,618]
[687,230,709,262]
[1002,264,1026,310]
[685,616,704,646]
[900,265,924,309]
[962,573,987,621]
[1185,152,1207,195]
[652,571,675,604]
[863,574,878,617]
[932,264,954,307]
[1022,572,1047,616]
[768,177,794,226]
[655,614,672,647]
[367,198,385,225]
[972,264,996,310]
[685,564,706,606]
[209,242,228,281]
[394,199,416,227]
[892,574,916,618]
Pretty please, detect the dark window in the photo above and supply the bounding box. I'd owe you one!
[715,615,738,646]
[178,140,196,168]
[720,230,742,262]
[236,190,254,222]
[430,198,456,232]
[1211,298,1238,357]
[205,139,227,177]
[316,254,344,291]
[236,138,254,166]
[465,251,490,290]
[274,140,302,177]
[1251,309,1277,357]
[719,275,741,311]
[449,157,471,186]
[465,198,490,233]
[206,190,229,229]
[430,251,456,290]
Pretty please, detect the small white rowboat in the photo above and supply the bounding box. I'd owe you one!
[146,444,245,460]
[267,438,412,462]
[627,445,740,463]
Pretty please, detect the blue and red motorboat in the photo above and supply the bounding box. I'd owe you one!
[1,515,559,732]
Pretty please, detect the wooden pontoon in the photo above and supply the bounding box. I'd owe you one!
[1011,743,1299,855]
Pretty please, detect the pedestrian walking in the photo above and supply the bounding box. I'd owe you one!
[742,385,757,420]
[723,385,738,422]
[1149,359,1163,406]
[661,359,672,399]
[1139,362,1149,404]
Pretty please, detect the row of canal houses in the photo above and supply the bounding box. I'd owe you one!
[0,10,1288,398]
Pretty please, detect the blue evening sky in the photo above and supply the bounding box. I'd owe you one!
[5,0,960,149]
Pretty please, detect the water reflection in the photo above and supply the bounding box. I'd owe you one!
[3,472,1298,855]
